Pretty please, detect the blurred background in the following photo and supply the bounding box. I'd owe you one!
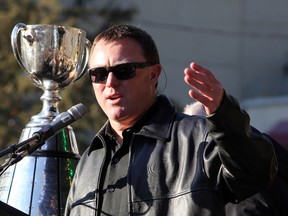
[1,0,288,158]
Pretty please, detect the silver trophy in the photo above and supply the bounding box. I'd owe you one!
[0,23,90,215]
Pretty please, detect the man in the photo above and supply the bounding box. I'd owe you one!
[64,24,277,216]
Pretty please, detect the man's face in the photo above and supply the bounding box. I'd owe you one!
[89,38,160,127]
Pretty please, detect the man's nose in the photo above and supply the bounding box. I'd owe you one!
[106,72,119,87]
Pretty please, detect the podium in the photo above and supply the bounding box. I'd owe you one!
[0,201,28,216]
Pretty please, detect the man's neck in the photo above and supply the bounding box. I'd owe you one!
[109,117,139,144]
[109,96,158,143]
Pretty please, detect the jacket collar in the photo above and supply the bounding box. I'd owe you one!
[88,95,175,154]
[137,94,175,140]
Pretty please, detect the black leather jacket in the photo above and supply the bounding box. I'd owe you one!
[65,94,277,216]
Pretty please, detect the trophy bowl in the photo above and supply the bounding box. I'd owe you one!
[11,23,90,91]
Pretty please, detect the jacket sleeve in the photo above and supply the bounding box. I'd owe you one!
[205,92,278,203]
[265,134,288,182]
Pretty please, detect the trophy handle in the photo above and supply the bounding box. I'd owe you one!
[74,38,91,82]
[11,23,28,71]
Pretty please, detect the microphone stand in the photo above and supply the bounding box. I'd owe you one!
[0,134,44,174]
[0,102,86,175]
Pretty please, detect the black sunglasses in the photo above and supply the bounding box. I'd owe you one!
[88,62,155,83]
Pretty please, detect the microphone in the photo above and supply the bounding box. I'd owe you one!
[33,103,87,142]
[10,103,87,165]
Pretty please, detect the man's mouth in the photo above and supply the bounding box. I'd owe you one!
[107,94,123,103]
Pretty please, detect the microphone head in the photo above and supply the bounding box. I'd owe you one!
[68,103,87,120]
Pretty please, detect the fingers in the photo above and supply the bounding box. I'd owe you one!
[184,62,224,114]
[185,64,215,97]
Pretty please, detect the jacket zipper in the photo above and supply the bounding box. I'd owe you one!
[127,132,137,215]
[96,135,107,216]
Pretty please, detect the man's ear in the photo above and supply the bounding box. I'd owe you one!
[151,64,162,82]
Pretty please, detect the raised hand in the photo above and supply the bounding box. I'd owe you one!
[184,62,224,115]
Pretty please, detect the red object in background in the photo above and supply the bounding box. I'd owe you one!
[267,120,288,151]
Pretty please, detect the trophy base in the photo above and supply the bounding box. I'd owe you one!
[0,124,80,216]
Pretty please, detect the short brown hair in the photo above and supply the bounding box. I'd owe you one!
[92,24,160,64]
